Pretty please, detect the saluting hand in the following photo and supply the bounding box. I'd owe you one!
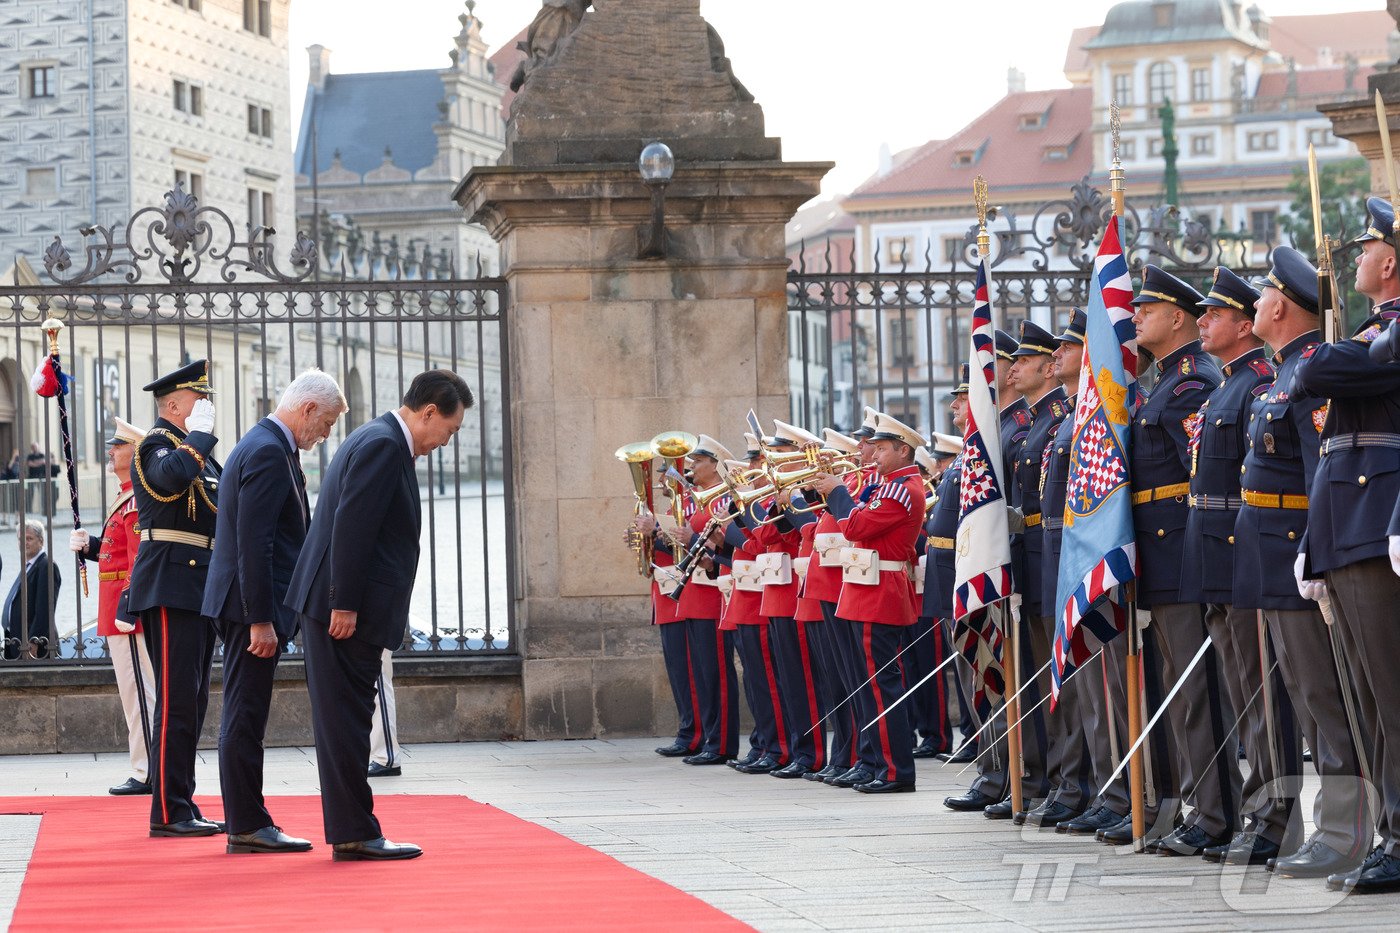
[329,609,358,640]
[247,622,279,658]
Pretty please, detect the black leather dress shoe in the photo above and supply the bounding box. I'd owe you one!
[1348,852,1400,894]
[227,825,313,854]
[1327,847,1384,891]
[1029,801,1082,829]
[728,750,760,769]
[108,777,152,796]
[983,798,1014,820]
[331,836,423,862]
[1203,831,1254,863]
[734,754,779,774]
[1097,814,1133,843]
[655,742,693,757]
[911,739,941,759]
[1058,806,1122,835]
[150,819,222,838]
[367,762,402,778]
[1158,824,1230,857]
[1272,842,1362,879]
[854,778,915,794]
[804,765,839,782]
[682,751,732,765]
[1223,834,1279,866]
[936,746,976,764]
[943,789,998,812]
[771,762,810,779]
[829,767,874,788]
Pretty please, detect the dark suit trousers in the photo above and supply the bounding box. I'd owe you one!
[769,616,824,769]
[143,607,215,826]
[907,617,951,751]
[685,618,739,758]
[815,602,858,771]
[302,614,384,844]
[218,620,283,836]
[658,621,701,751]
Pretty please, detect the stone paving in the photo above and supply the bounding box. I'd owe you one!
[0,737,1396,931]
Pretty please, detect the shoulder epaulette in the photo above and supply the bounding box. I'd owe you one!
[1013,409,1031,427]
[1301,344,1319,359]
[1354,323,1385,345]
[1248,359,1274,378]
[1178,355,1196,375]
[1049,399,1069,419]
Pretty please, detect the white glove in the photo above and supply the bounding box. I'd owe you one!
[186,398,215,434]
[1390,535,1400,578]
[113,619,136,634]
[1294,553,1325,602]
[68,529,89,552]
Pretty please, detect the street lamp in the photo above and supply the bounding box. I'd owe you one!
[637,141,674,260]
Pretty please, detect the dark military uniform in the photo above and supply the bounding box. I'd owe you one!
[127,362,221,831]
[1130,266,1238,849]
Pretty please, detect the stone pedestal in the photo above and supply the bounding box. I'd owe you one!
[456,160,827,738]
[1320,71,1400,196]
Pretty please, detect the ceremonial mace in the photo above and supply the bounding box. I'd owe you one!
[34,318,89,596]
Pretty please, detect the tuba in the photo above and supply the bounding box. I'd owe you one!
[650,430,698,528]
[615,442,656,577]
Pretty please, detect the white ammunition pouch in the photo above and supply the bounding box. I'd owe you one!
[653,565,685,590]
[755,551,793,586]
[731,559,763,593]
[914,554,927,595]
[839,547,911,586]
[792,556,810,582]
[814,532,850,567]
[717,575,735,600]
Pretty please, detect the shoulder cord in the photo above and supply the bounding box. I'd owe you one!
[133,429,218,519]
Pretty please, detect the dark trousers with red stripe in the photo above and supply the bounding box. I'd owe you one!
[907,617,952,752]
[734,624,789,762]
[829,611,880,771]
[853,620,917,783]
[769,617,826,770]
[686,618,739,758]
[815,603,859,771]
[142,607,216,827]
[658,621,702,752]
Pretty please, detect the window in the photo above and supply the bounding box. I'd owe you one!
[174,169,203,201]
[1044,145,1069,161]
[1149,138,1164,158]
[1018,112,1044,130]
[173,79,203,116]
[953,150,975,167]
[884,237,913,266]
[1250,209,1277,244]
[243,0,271,37]
[1154,3,1173,27]
[1190,67,1210,102]
[1307,127,1336,148]
[942,236,963,265]
[247,187,274,229]
[1246,130,1278,152]
[1112,73,1133,106]
[25,167,56,197]
[1148,62,1175,105]
[246,103,272,138]
[887,320,916,367]
[1119,138,1137,160]
[1190,134,1214,156]
[25,64,55,99]
[171,0,201,9]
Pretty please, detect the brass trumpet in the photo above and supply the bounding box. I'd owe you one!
[615,442,656,578]
[651,430,698,527]
[748,456,860,525]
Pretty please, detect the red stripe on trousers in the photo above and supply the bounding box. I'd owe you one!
[864,624,896,782]
[796,622,824,769]
[157,608,170,825]
[684,628,702,750]
[934,623,948,747]
[758,626,789,761]
[714,624,730,753]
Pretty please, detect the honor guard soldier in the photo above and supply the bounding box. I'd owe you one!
[126,360,223,837]
[1184,268,1302,865]
[71,416,156,796]
[1296,198,1400,891]
[908,444,953,760]
[811,413,926,794]
[1007,319,1077,826]
[1129,265,1239,856]
[1238,247,1371,881]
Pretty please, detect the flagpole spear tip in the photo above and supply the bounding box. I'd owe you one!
[973,176,991,259]
[38,317,63,355]
[1109,100,1125,217]
[1373,89,1400,216]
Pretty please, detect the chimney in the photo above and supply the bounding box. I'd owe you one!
[1317,46,1334,68]
[308,44,332,92]
[1007,67,1027,95]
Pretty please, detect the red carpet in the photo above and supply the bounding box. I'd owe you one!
[2,795,750,932]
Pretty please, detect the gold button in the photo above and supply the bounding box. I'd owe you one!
[1266,413,1273,421]
[1250,414,1255,421]
[1228,535,1235,544]
[1215,418,1222,426]
[1140,418,1147,425]
[1156,529,1165,537]
[1057,447,1064,454]
[1287,531,1297,540]
[188,560,196,566]
[1240,466,1246,474]
[1359,475,1367,485]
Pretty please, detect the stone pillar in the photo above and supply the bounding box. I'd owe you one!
[454,0,828,739]
[1320,70,1400,196]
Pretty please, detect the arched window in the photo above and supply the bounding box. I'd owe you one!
[1148,62,1175,105]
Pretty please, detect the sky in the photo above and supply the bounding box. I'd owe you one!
[287,0,1372,197]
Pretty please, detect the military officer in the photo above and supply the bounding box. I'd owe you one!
[1296,196,1400,891]
[1183,267,1302,865]
[1239,247,1371,880]
[70,416,155,796]
[1129,265,1239,856]
[126,360,223,837]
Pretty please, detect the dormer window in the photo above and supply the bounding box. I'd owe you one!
[1019,112,1046,130]
[1153,1,1173,28]
[954,150,975,167]
[1044,145,1070,161]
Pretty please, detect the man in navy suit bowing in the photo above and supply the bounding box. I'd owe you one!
[203,370,346,855]
[286,370,472,861]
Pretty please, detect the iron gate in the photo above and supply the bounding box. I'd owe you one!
[0,187,513,665]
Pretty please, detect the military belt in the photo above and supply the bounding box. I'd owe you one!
[97,570,128,582]
[139,529,214,550]
[1044,517,1065,530]
[1320,433,1400,455]
[928,536,955,550]
[1022,513,1042,528]
[1187,493,1243,511]
[1241,490,1310,510]
[1130,482,1190,506]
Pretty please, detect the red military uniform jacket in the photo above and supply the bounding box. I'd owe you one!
[675,496,723,621]
[800,470,866,606]
[84,481,141,636]
[748,506,801,620]
[831,465,925,627]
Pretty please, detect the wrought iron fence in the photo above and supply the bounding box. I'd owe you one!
[787,175,1362,437]
[0,187,513,665]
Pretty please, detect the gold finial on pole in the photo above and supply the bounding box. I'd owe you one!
[40,317,63,355]
[1110,100,1125,217]
[974,174,990,260]
[1375,90,1400,215]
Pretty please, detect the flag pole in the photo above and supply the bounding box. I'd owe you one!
[1108,101,1145,852]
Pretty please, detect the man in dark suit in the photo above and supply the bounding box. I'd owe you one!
[3,520,59,659]
[286,370,473,861]
[203,369,346,855]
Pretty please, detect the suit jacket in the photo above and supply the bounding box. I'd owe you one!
[284,412,421,651]
[4,552,60,642]
[202,418,309,640]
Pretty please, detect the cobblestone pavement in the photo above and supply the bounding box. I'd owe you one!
[0,737,1395,931]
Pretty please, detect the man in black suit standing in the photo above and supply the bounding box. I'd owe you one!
[286,370,472,861]
[203,369,346,855]
[3,520,59,659]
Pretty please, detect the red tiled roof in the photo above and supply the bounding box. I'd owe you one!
[848,87,1093,200]
[1254,63,1379,99]
[1267,10,1393,67]
[488,26,528,117]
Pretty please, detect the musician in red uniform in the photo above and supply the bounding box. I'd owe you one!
[643,492,701,759]
[70,416,156,796]
[811,413,927,793]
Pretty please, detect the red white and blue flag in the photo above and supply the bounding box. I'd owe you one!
[1050,216,1138,700]
[953,258,1013,620]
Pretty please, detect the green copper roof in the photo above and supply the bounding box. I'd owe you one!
[1083,0,1269,51]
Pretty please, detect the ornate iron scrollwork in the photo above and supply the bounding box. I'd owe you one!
[42,185,318,287]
